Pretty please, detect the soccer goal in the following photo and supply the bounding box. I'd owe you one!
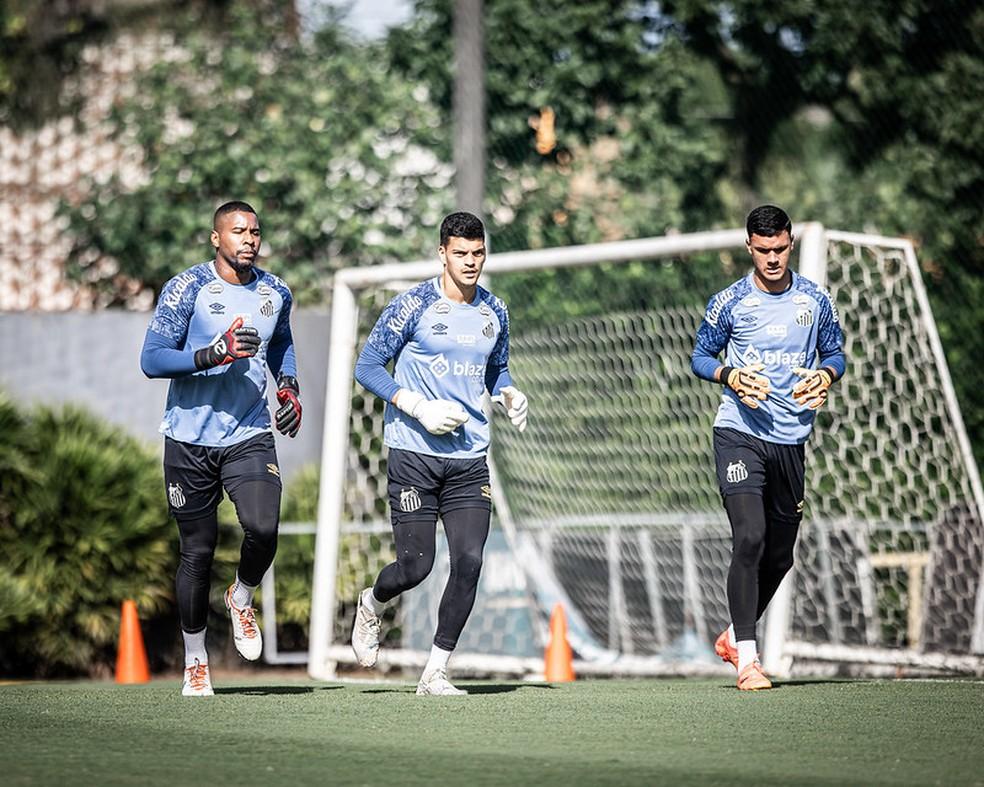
[306,224,984,679]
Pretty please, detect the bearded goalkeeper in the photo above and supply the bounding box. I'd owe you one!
[690,204,845,690]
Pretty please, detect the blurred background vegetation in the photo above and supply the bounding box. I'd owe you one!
[0,0,980,674]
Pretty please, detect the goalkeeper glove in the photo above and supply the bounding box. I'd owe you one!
[393,389,469,436]
[720,363,771,409]
[275,375,302,437]
[492,386,528,432]
[792,367,833,410]
[194,316,261,370]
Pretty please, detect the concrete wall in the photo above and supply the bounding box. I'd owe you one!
[0,310,331,484]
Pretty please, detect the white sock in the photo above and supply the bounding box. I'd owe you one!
[422,645,452,677]
[362,587,387,616]
[231,574,257,608]
[183,628,208,667]
[727,624,736,647]
[737,640,758,672]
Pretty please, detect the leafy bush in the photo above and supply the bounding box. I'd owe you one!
[0,396,175,677]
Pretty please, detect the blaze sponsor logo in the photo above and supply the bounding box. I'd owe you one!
[387,294,423,335]
[742,344,807,368]
[456,334,475,345]
[432,322,448,335]
[163,271,197,309]
[766,324,788,338]
[209,302,226,315]
[453,360,484,377]
[430,354,450,377]
[795,309,814,327]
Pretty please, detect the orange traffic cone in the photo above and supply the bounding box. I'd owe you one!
[544,603,575,682]
[115,599,150,684]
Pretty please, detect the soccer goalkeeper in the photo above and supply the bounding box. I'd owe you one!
[690,205,845,690]
[349,211,528,695]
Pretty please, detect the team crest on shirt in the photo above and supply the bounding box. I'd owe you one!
[726,461,748,484]
[400,487,422,513]
[795,309,814,327]
[483,321,495,339]
[208,282,224,294]
[260,299,274,318]
[168,482,186,508]
[429,354,450,378]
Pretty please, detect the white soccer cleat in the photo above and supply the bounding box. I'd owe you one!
[416,668,467,696]
[351,588,381,668]
[182,659,214,697]
[224,584,262,661]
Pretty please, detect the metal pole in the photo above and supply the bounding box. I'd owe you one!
[453,0,485,216]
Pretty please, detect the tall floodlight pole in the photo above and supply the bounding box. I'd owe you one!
[453,0,485,217]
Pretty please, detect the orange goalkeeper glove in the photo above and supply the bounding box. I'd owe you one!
[720,363,771,409]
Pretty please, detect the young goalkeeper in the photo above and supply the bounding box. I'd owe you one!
[690,205,845,690]
[350,211,529,695]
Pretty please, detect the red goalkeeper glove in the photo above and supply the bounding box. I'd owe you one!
[275,375,302,437]
[194,316,261,370]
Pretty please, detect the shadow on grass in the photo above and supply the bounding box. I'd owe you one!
[360,683,557,695]
[214,685,344,696]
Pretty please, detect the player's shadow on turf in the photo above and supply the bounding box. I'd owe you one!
[214,686,343,695]
[360,684,555,695]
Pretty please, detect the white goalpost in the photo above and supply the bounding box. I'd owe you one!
[306,224,984,680]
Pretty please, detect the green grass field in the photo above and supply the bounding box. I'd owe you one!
[2,675,983,786]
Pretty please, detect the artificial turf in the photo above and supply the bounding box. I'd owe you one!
[2,675,982,785]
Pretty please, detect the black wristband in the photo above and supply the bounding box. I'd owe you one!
[719,366,736,385]
[820,366,837,383]
[193,347,215,371]
[278,374,299,394]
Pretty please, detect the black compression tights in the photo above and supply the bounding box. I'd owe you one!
[373,507,491,651]
[174,481,280,633]
[725,493,800,642]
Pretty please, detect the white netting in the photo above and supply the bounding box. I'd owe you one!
[317,230,984,674]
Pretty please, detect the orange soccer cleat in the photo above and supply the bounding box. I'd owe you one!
[714,629,739,670]
[737,660,772,691]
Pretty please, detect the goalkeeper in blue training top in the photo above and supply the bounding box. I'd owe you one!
[691,205,845,690]
[350,211,529,695]
[140,201,301,697]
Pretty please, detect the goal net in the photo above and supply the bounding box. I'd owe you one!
[307,225,984,678]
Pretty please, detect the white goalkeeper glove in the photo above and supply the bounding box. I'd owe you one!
[492,385,528,432]
[792,367,833,410]
[393,389,469,435]
[721,363,771,409]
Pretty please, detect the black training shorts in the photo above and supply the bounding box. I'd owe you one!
[386,447,492,523]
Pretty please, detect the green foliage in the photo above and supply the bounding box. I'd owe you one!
[64,2,454,304]
[0,395,175,677]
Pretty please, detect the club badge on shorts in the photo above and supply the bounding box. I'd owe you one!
[400,486,421,513]
[726,460,749,484]
[168,482,186,508]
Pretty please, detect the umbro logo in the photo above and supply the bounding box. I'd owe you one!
[432,322,448,335]
[209,302,226,314]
